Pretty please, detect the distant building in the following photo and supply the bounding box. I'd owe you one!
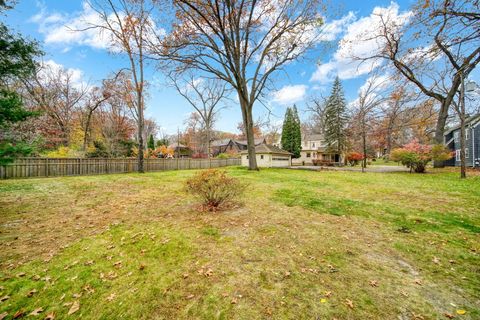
[240,143,292,168]
[444,114,480,168]
[210,138,266,156]
[168,143,193,158]
[292,133,342,165]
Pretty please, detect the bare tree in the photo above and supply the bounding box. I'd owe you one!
[306,96,327,134]
[82,86,111,150]
[352,75,388,172]
[172,75,228,157]
[150,0,326,169]
[86,0,154,172]
[345,0,480,166]
[23,63,87,147]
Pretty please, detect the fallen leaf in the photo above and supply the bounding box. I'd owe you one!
[204,268,213,277]
[432,256,440,264]
[186,294,195,300]
[27,289,38,297]
[231,297,238,304]
[182,273,189,279]
[345,299,354,309]
[284,271,291,277]
[84,260,94,266]
[320,298,327,303]
[0,312,7,320]
[324,291,332,297]
[68,301,80,315]
[139,264,145,271]
[83,285,95,294]
[29,308,43,316]
[59,293,66,301]
[113,261,122,268]
[369,280,378,287]
[106,293,116,301]
[414,279,422,285]
[44,312,56,320]
[443,313,455,319]
[17,272,26,278]
[0,295,10,302]
[456,310,466,315]
[13,310,24,318]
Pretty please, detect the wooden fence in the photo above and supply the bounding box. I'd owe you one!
[0,157,241,179]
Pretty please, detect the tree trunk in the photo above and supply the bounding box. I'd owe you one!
[459,73,467,179]
[362,125,367,173]
[83,111,93,151]
[433,101,449,168]
[240,97,258,170]
[137,100,145,173]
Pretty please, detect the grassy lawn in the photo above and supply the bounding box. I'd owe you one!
[0,168,479,319]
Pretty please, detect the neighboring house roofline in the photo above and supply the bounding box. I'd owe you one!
[444,114,480,135]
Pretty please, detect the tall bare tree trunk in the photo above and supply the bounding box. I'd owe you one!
[83,111,93,151]
[240,98,258,170]
[433,101,449,168]
[459,73,466,179]
[137,96,145,173]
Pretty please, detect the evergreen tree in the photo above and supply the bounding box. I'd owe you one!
[324,76,348,157]
[147,134,155,150]
[291,105,302,158]
[0,3,42,165]
[281,107,293,152]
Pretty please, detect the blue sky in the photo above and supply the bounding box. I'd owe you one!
[4,0,477,135]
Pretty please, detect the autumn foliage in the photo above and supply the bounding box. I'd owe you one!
[346,152,365,166]
[390,140,452,173]
[185,169,245,211]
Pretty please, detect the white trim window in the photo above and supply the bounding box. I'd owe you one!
[465,129,469,141]
[456,150,460,161]
[465,148,469,159]
[454,131,460,143]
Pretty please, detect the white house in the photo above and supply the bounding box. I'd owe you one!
[292,133,341,165]
[240,144,292,167]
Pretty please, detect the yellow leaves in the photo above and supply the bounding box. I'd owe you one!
[68,301,80,315]
[456,310,466,315]
[320,298,327,303]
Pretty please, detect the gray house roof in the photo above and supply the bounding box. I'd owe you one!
[444,114,480,135]
[240,143,292,155]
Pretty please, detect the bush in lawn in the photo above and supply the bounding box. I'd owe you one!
[185,169,245,211]
[346,152,364,166]
[390,140,451,173]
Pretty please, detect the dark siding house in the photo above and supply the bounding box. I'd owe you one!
[444,114,480,168]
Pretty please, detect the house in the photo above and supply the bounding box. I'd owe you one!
[168,143,193,158]
[240,143,292,167]
[444,114,480,167]
[211,137,266,156]
[292,133,342,165]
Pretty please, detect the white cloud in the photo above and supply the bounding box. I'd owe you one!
[40,59,86,89]
[272,85,308,105]
[30,2,163,52]
[311,2,412,84]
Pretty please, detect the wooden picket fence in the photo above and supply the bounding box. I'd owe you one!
[0,157,241,179]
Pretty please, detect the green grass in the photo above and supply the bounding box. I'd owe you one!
[1,167,479,319]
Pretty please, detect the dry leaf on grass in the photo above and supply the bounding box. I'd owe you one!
[27,289,37,297]
[443,313,455,319]
[107,293,116,301]
[44,312,56,320]
[345,299,354,309]
[0,312,7,320]
[29,308,43,316]
[369,280,378,287]
[0,295,9,302]
[13,310,24,318]
[456,310,466,315]
[68,301,80,315]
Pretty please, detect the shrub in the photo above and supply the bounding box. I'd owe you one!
[216,153,229,159]
[185,169,245,211]
[390,140,452,173]
[346,152,364,166]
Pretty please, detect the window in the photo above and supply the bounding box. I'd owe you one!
[465,129,469,141]
[455,150,460,161]
[466,148,469,159]
[454,131,459,143]
[260,155,264,159]
[306,152,311,158]
[273,157,289,161]
[312,142,316,148]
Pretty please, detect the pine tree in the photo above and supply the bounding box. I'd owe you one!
[281,107,293,153]
[291,105,302,158]
[147,134,155,150]
[324,76,348,157]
